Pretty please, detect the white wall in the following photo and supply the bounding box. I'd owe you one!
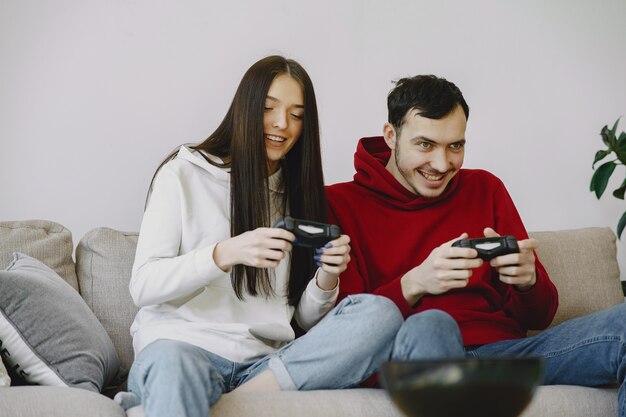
[1,0,625,277]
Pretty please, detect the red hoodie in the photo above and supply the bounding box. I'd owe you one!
[326,136,558,346]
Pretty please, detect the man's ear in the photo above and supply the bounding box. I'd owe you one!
[383,123,397,149]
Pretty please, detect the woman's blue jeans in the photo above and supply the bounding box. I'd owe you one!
[393,303,626,417]
[120,294,403,417]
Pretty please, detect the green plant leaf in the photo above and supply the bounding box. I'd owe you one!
[617,131,626,153]
[600,118,621,148]
[590,161,617,198]
[593,150,611,167]
[600,125,611,146]
[617,211,626,240]
[610,118,620,137]
[614,179,626,200]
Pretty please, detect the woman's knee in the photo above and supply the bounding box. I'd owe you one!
[345,294,403,334]
[131,339,209,385]
[128,339,225,414]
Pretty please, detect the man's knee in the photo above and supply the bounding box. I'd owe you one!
[392,310,463,360]
[398,309,461,344]
[405,309,457,330]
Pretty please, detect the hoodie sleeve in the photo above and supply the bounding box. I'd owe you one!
[294,269,339,331]
[492,182,559,330]
[129,164,230,307]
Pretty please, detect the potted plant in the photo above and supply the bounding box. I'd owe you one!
[590,118,626,239]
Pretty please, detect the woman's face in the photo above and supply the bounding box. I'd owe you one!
[263,74,305,174]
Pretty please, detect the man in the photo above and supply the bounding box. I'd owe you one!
[326,75,626,404]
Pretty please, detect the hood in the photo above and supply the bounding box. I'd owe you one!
[175,145,283,193]
[353,136,460,210]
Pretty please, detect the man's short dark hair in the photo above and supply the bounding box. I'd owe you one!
[387,75,469,131]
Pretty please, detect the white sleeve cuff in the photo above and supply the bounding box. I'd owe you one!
[294,270,339,331]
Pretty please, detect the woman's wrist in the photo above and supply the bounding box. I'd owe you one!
[315,268,339,291]
[213,240,234,272]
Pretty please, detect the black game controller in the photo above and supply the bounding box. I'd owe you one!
[272,217,341,248]
[452,236,519,261]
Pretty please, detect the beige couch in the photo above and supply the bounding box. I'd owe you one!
[0,220,623,417]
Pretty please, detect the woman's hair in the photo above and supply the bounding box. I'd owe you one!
[148,55,326,306]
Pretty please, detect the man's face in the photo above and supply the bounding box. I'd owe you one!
[384,104,467,198]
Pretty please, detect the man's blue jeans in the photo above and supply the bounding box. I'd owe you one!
[393,303,626,417]
[119,294,403,417]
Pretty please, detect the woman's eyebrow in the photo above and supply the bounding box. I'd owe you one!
[266,95,304,108]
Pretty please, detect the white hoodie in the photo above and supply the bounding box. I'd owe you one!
[129,146,338,362]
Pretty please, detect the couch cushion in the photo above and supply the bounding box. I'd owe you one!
[530,227,623,328]
[0,253,121,392]
[40,385,617,417]
[76,228,139,370]
[0,220,78,291]
[119,386,618,417]
[521,385,617,416]
[0,386,126,417]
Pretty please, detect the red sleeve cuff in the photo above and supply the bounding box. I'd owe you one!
[510,269,556,307]
[374,275,414,318]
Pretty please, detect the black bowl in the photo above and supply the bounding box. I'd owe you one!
[381,357,544,417]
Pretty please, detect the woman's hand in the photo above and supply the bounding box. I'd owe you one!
[213,228,295,272]
[314,234,351,290]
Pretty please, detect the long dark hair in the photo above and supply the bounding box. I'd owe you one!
[148,55,326,306]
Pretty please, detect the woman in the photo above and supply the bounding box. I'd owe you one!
[116,56,402,417]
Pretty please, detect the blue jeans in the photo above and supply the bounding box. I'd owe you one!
[118,294,403,417]
[392,309,465,360]
[395,303,626,417]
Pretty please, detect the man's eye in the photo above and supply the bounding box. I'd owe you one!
[450,142,465,150]
[418,142,432,149]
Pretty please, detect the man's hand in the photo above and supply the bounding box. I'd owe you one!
[484,227,538,291]
[400,233,483,306]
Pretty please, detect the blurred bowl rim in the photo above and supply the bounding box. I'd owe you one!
[380,356,545,389]
[382,356,544,368]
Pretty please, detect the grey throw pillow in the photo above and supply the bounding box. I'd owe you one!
[0,253,121,392]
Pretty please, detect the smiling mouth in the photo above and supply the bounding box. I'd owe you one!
[265,134,286,143]
[418,170,448,182]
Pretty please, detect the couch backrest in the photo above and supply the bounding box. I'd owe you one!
[78,226,622,367]
[75,227,139,370]
[1,220,623,370]
[530,227,623,329]
[0,220,79,291]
